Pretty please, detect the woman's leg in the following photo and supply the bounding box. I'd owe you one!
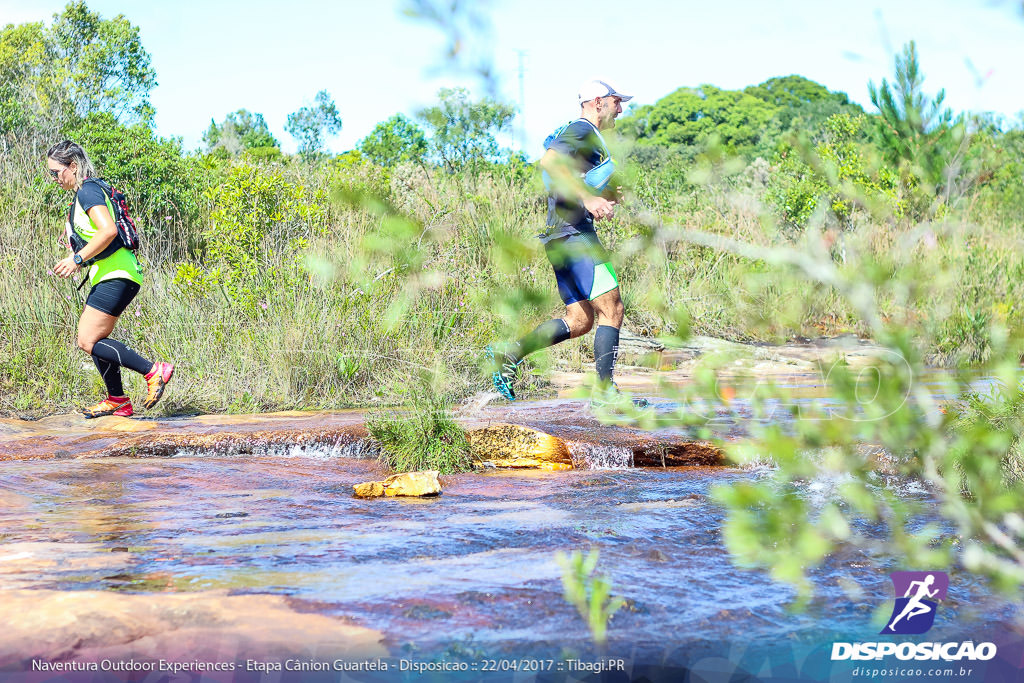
[77,306,123,396]
[79,290,154,378]
[76,306,136,417]
[78,279,172,413]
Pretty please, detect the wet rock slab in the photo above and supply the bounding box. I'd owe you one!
[464,401,723,467]
[0,410,369,462]
[0,589,384,665]
[550,334,895,392]
[0,403,723,467]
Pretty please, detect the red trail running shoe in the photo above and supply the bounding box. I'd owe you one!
[82,395,133,418]
[144,362,174,409]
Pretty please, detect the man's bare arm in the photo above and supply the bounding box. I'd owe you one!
[539,148,616,221]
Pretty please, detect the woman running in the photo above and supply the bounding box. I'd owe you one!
[47,140,173,418]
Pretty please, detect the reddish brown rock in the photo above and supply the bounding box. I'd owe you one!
[0,589,385,665]
[0,405,723,467]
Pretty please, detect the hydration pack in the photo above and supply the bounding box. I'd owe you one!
[543,121,575,152]
[67,178,140,264]
[542,119,616,192]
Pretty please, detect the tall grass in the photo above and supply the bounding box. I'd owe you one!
[366,382,473,474]
[2,143,1022,416]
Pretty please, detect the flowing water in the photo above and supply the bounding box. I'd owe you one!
[0,385,1021,679]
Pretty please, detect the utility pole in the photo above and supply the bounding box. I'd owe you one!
[516,49,527,152]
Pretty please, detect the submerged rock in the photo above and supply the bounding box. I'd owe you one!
[353,470,441,498]
[466,423,573,469]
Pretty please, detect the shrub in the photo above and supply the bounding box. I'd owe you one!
[765,113,901,231]
[173,162,326,312]
[367,388,473,474]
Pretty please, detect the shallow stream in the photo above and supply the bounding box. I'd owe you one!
[0,381,1021,678]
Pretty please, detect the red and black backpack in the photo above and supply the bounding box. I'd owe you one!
[67,178,140,262]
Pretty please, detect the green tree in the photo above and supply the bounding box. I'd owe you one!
[50,1,156,124]
[203,109,280,159]
[617,85,779,156]
[0,3,155,146]
[619,77,863,161]
[0,21,61,147]
[286,90,342,158]
[745,75,850,109]
[868,40,964,194]
[745,75,865,154]
[358,113,428,167]
[417,87,515,175]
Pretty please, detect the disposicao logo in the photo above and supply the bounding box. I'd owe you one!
[831,570,997,662]
[880,571,948,635]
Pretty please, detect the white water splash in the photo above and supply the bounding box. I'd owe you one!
[167,439,380,461]
[455,391,500,418]
[567,442,633,470]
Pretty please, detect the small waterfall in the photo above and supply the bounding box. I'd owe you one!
[167,438,380,460]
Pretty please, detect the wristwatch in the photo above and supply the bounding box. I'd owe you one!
[73,253,83,265]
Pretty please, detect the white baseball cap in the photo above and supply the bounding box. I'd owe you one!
[578,79,633,104]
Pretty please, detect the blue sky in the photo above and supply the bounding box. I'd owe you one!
[2,0,1021,156]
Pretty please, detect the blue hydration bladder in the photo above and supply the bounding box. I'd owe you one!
[583,156,615,191]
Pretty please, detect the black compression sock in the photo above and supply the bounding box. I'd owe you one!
[92,356,124,396]
[508,319,572,365]
[92,338,153,376]
[594,325,620,383]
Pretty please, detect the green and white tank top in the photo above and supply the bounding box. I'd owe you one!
[69,188,143,287]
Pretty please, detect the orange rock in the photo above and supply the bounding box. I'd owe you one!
[353,470,441,498]
[466,424,572,468]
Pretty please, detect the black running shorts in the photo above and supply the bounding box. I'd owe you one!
[85,278,140,317]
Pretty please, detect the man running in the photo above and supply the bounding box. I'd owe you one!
[486,79,631,402]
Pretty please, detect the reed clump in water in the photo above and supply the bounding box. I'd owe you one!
[367,387,473,475]
[948,382,1024,490]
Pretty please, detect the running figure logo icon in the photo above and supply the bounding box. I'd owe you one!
[880,571,949,635]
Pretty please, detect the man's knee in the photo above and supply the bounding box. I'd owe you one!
[563,311,594,338]
[594,293,624,327]
[77,337,95,354]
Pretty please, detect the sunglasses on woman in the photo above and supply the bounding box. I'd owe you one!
[48,168,62,179]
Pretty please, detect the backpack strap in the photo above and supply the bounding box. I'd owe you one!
[575,118,611,161]
[544,118,611,161]
[69,178,123,263]
[69,178,107,225]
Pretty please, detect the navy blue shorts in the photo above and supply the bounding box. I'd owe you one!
[85,278,140,317]
[544,232,619,306]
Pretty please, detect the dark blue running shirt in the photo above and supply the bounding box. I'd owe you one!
[69,179,108,225]
[542,119,609,243]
